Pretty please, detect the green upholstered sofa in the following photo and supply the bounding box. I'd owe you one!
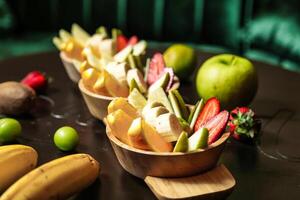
[1,0,300,72]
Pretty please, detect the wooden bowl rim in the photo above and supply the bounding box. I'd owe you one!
[78,79,116,101]
[106,123,230,156]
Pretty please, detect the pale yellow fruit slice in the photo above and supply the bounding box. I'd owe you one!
[82,47,103,70]
[103,70,129,97]
[142,120,173,152]
[93,75,110,96]
[59,29,72,43]
[81,68,101,90]
[52,37,63,50]
[106,109,134,145]
[128,88,147,113]
[71,23,90,47]
[107,97,138,118]
[127,117,150,150]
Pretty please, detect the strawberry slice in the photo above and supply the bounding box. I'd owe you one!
[147,53,166,85]
[204,110,229,144]
[194,97,220,132]
[127,36,138,46]
[116,35,128,52]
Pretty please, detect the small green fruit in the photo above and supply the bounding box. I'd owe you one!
[173,131,188,152]
[188,128,208,151]
[54,126,79,151]
[163,44,196,79]
[0,118,22,143]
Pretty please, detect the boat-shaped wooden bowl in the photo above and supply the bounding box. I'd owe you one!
[78,79,115,120]
[60,52,81,83]
[106,124,230,179]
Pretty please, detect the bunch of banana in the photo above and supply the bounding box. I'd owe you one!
[0,153,100,200]
[0,145,38,194]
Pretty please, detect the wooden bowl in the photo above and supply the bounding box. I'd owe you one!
[60,52,81,83]
[106,124,230,179]
[78,79,115,120]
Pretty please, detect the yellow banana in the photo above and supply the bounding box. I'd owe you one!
[0,145,38,194]
[0,153,100,200]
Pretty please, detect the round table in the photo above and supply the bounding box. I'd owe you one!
[1,51,300,200]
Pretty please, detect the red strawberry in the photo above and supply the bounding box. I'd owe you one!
[228,107,261,142]
[127,36,138,46]
[194,97,220,132]
[204,110,229,144]
[116,35,128,52]
[147,53,166,85]
[21,71,48,93]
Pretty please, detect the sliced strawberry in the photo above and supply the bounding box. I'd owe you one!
[116,35,128,52]
[147,53,166,85]
[194,97,220,132]
[204,110,229,144]
[127,35,138,46]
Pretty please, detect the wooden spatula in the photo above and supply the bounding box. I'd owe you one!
[145,164,235,200]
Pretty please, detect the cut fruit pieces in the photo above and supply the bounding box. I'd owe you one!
[71,23,90,47]
[142,120,173,152]
[133,40,147,56]
[147,53,166,85]
[188,128,209,151]
[93,75,110,96]
[168,91,182,119]
[99,39,116,59]
[148,72,170,93]
[107,97,138,118]
[143,106,169,128]
[81,68,101,89]
[127,118,150,150]
[106,109,134,145]
[59,29,72,43]
[188,99,204,129]
[82,47,102,70]
[126,68,147,93]
[103,70,129,97]
[154,113,183,142]
[171,89,189,120]
[104,62,128,86]
[148,87,174,113]
[173,131,189,152]
[128,88,147,112]
[129,79,140,93]
[114,45,133,62]
[194,97,220,132]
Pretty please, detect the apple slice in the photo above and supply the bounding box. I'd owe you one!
[99,39,116,59]
[127,68,147,93]
[133,40,147,56]
[148,72,170,93]
[104,62,129,86]
[154,113,183,142]
[114,45,133,62]
[173,131,189,152]
[128,88,147,112]
[194,97,220,132]
[188,128,209,151]
[128,117,150,150]
[171,89,189,120]
[143,106,169,127]
[188,99,204,129]
[107,97,138,118]
[142,120,173,152]
[148,87,174,113]
[106,109,134,145]
[71,23,90,47]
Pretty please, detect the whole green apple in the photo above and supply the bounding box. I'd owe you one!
[196,54,258,109]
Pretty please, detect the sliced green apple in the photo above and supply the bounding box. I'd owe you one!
[188,127,209,151]
[168,91,182,119]
[128,88,147,112]
[173,131,189,152]
[148,87,174,113]
[127,68,147,93]
[96,26,108,38]
[144,58,150,82]
[148,72,170,93]
[171,89,189,121]
[188,99,204,129]
[114,45,133,62]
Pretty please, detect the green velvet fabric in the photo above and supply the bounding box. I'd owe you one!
[0,0,299,72]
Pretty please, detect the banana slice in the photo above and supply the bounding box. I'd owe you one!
[143,106,169,127]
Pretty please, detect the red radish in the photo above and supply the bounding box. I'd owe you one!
[194,97,220,132]
[21,71,48,92]
[147,53,166,85]
[127,36,138,46]
[116,35,128,52]
[204,110,229,144]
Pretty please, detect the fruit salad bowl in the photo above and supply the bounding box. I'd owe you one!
[106,124,230,179]
[78,79,115,120]
[60,52,81,83]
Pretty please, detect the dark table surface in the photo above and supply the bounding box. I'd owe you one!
[1,50,300,200]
